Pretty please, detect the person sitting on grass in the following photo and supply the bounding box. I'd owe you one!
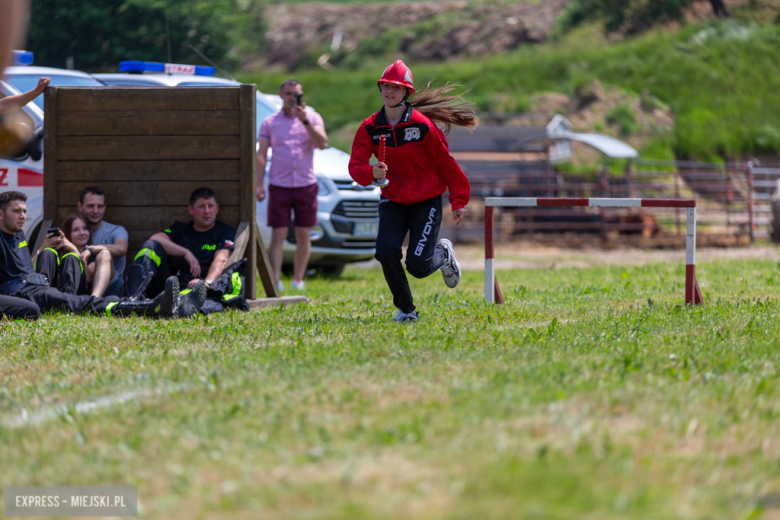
[76,186,129,297]
[0,190,190,319]
[126,187,248,316]
[31,213,116,298]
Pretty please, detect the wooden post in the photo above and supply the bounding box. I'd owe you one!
[36,86,59,254]
[239,84,258,299]
[255,222,280,298]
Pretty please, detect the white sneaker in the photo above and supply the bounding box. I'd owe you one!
[277,280,284,292]
[438,238,461,288]
[392,310,419,323]
[291,279,305,290]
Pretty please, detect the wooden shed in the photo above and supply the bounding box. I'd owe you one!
[36,85,304,308]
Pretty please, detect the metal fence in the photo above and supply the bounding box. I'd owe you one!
[748,162,780,240]
[448,160,773,243]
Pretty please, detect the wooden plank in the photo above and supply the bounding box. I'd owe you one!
[240,85,258,299]
[57,160,241,182]
[32,220,52,257]
[227,221,250,265]
[58,110,240,136]
[57,136,241,161]
[57,87,240,111]
[127,231,159,252]
[43,86,58,221]
[239,84,257,223]
[57,206,240,231]
[254,222,278,298]
[58,181,240,207]
[247,296,307,310]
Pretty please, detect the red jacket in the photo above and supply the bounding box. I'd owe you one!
[348,104,471,210]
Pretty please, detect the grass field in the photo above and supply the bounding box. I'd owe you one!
[2,253,780,519]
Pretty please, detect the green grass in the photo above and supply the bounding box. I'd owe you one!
[239,19,780,161]
[2,257,780,518]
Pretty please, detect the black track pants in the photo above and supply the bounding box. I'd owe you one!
[374,195,446,313]
[0,295,40,320]
[126,240,171,298]
[35,248,84,294]
[15,285,121,315]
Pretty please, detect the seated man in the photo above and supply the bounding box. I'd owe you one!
[0,191,192,318]
[77,186,128,297]
[126,187,247,316]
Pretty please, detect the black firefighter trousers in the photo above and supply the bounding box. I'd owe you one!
[0,295,40,320]
[375,195,446,314]
[6,249,122,315]
[128,240,248,314]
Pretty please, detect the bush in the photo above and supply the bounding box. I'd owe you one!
[606,103,638,137]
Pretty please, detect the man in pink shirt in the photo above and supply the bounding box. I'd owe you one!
[256,79,328,291]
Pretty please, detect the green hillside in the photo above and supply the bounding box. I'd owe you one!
[238,19,780,161]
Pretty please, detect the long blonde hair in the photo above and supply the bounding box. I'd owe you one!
[410,81,478,135]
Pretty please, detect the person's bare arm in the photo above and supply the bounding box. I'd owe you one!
[204,249,230,285]
[150,232,201,277]
[79,243,111,264]
[0,77,50,114]
[293,106,328,149]
[99,238,128,258]
[256,137,269,201]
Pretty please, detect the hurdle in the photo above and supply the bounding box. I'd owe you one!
[484,198,704,306]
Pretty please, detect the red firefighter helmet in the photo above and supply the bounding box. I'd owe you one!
[377,60,415,95]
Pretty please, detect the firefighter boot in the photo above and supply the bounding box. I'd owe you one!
[125,263,151,299]
[178,280,208,318]
[110,276,180,318]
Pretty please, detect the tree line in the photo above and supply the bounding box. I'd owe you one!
[25,0,265,71]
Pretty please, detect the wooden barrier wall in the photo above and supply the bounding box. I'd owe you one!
[39,85,275,300]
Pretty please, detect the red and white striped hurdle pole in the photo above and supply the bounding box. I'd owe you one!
[484,198,703,306]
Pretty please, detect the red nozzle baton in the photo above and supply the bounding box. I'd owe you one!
[373,135,389,188]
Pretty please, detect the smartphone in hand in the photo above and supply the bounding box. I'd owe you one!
[47,227,60,235]
[294,93,303,106]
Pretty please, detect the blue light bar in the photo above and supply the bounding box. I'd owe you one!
[119,60,215,76]
[12,50,33,66]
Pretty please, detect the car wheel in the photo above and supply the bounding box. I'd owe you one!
[318,264,345,278]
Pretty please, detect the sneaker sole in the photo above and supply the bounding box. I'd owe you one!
[178,281,207,318]
[439,239,461,289]
[167,277,180,319]
[196,280,208,311]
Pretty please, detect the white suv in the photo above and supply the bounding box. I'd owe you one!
[94,61,379,276]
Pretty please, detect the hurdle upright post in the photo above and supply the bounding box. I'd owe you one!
[485,205,495,303]
[685,206,703,305]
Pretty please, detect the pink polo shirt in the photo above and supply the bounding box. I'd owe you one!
[258,109,324,188]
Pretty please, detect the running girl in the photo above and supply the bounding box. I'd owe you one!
[348,60,476,323]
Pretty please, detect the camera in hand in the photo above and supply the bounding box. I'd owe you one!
[47,227,60,235]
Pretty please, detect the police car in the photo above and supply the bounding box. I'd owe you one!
[94,61,379,276]
[0,52,45,244]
